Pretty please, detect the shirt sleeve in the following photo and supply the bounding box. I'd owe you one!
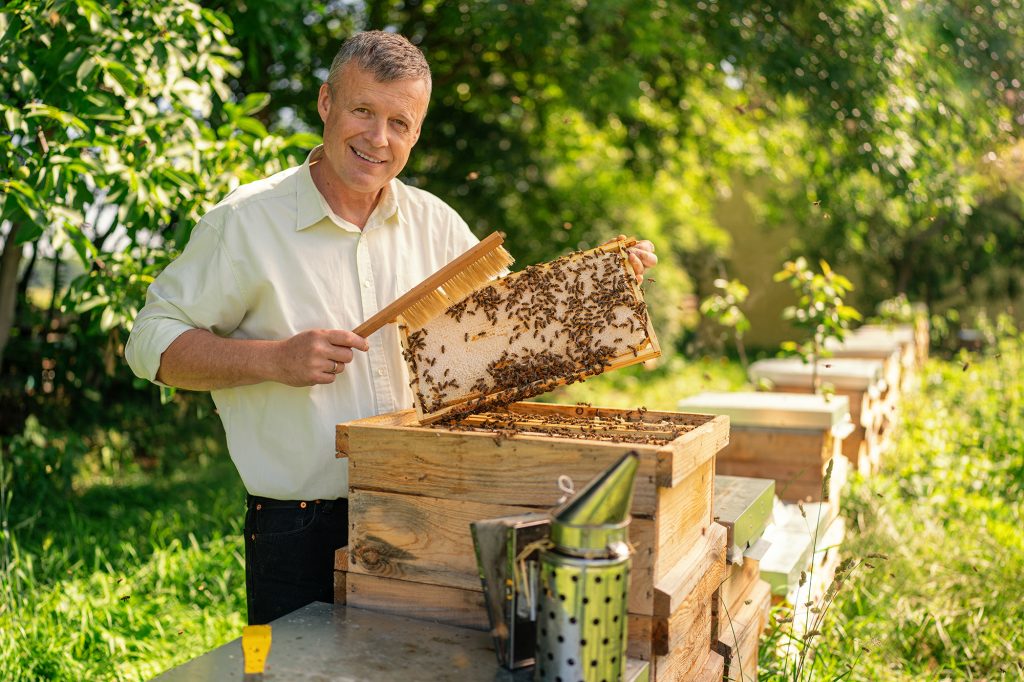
[125,215,248,385]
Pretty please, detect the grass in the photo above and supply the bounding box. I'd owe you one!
[760,327,1024,680]
[0,414,247,681]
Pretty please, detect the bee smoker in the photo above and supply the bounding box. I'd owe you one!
[534,453,638,682]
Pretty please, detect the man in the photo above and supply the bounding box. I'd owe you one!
[126,31,656,625]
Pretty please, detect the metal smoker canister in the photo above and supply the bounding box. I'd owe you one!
[535,453,638,682]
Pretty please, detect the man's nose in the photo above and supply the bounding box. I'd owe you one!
[366,119,388,147]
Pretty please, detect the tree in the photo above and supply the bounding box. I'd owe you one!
[0,0,317,375]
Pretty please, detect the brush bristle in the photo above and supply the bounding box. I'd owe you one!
[402,245,513,330]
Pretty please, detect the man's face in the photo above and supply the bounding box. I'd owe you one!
[316,64,430,199]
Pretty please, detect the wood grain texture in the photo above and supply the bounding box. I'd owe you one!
[716,557,762,622]
[347,426,663,513]
[655,415,729,487]
[345,573,491,631]
[717,579,771,682]
[651,457,716,585]
[333,570,346,605]
[347,490,533,590]
[344,488,706,617]
[653,522,728,617]
[693,650,726,682]
[651,597,715,681]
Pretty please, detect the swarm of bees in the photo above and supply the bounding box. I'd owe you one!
[401,243,658,421]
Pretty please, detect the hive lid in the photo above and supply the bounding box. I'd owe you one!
[678,391,850,430]
[853,324,915,344]
[749,357,885,391]
[824,335,902,358]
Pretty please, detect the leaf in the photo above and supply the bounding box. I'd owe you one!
[236,116,269,138]
[236,92,271,117]
[24,103,88,131]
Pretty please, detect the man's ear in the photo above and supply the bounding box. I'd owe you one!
[317,83,332,123]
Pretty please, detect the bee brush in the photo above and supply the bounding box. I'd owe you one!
[352,232,514,337]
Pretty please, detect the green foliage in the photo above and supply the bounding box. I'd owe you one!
[0,0,318,369]
[776,257,861,388]
[700,277,751,370]
[541,354,750,411]
[777,316,1024,680]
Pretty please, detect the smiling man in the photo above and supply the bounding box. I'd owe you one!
[126,31,655,626]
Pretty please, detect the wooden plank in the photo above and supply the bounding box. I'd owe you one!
[656,415,730,487]
[653,523,727,617]
[717,579,771,682]
[347,490,534,591]
[716,557,762,625]
[346,486,710,617]
[347,426,664,514]
[629,528,725,659]
[333,570,346,605]
[652,597,714,681]
[345,573,490,631]
[650,458,716,585]
[334,545,349,571]
[694,650,726,682]
[718,427,833,467]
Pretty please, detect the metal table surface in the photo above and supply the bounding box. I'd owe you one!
[153,602,649,681]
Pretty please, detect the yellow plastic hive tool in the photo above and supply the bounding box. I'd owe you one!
[242,624,272,674]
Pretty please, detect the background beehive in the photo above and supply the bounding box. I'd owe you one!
[334,401,730,680]
[400,242,660,423]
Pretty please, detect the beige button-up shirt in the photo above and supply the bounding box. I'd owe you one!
[126,147,478,500]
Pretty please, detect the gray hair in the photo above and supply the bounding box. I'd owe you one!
[327,31,431,93]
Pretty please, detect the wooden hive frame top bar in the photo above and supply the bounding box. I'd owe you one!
[398,239,660,424]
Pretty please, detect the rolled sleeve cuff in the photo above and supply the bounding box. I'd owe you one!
[125,318,196,387]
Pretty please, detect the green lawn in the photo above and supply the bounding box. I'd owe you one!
[2,334,1022,680]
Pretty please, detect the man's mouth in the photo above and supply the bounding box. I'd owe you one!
[352,147,386,164]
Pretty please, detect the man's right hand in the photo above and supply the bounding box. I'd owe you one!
[273,329,370,387]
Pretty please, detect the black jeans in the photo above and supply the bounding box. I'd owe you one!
[243,495,348,625]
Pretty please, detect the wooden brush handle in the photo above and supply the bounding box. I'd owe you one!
[353,232,505,338]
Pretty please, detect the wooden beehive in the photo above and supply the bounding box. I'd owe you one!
[824,335,903,407]
[851,325,919,393]
[711,476,774,682]
[678,392,853,503]
[748,358,888,474]
[399,241,660,423]
[334,401,730,681]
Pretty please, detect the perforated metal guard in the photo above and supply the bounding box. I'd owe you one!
[535,553,630,682]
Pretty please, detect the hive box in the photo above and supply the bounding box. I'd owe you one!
[334,402,732,681]
[851,324,919,392]
[823,335,903,407]
[678,392,852,503]
[748,358,888,474]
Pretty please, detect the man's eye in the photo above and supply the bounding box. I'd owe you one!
[353,107,369,115]
[392,119,409,131]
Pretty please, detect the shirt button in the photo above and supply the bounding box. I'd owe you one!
[377,368,386,376]
[363,279,372,288]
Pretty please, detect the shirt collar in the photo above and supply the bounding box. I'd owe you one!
[296,145,400,233]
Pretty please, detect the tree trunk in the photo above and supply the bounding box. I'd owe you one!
[0,222,24,373]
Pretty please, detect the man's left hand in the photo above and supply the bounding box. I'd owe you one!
[615,235,657,284]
